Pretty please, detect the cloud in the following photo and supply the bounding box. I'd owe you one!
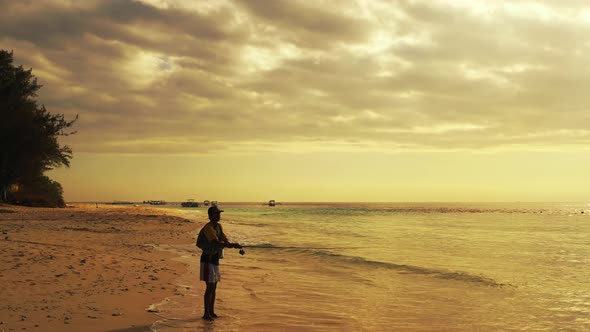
[235,0,372,49]
[2,0,590,154]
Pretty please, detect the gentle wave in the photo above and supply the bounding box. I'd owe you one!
[245,243,505,288]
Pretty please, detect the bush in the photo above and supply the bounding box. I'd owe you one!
[9,175,66,208]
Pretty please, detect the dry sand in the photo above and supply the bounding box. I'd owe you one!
[0,203,202,332]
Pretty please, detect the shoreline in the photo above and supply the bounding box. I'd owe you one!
[0,203,203,332]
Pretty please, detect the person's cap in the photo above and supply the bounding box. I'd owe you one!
[208,206,224,218]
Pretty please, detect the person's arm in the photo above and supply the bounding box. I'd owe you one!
[222,242,242,249]
[206,238,242,249]
[217,237,242,249]
[217,224,242,249]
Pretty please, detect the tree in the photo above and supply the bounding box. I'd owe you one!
[10,175,66,208]
[0,50,76,207]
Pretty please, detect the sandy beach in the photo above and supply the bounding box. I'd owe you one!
[0,203,200,332]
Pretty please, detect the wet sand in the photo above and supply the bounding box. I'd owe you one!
[0,203,201,332]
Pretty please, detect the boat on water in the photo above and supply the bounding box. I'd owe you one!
[265,199,276,206]
[111,201,134,205]
[146,200,166,205]
[181,199,199,207]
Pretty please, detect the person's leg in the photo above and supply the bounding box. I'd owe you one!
[210,282,218,318]
[203,282,216,320]
[201,262,212,320]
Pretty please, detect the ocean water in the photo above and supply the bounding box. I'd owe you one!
[149,202,590,331]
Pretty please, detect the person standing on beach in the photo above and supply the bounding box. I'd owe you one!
[197,205,242,320]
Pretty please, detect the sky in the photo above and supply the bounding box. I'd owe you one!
[3,0,590,202]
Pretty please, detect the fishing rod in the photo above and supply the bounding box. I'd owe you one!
[240,245,360,250]
[210,244,360,256]
[223,244,359,256]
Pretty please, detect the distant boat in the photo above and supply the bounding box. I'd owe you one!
[111,201,134,205]
[147,200,166,205]
[181,199,199,207]
[264,199,276,206]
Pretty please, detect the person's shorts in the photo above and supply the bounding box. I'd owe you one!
[200,263,220,283]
